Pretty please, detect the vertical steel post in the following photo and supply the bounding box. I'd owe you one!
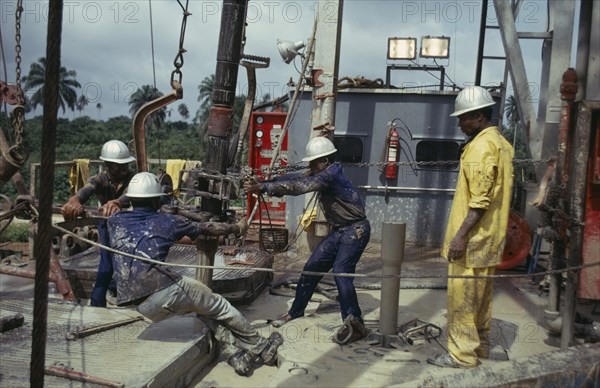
[379,222,405,345]
[561,101,592,348]
[474,0,488,86]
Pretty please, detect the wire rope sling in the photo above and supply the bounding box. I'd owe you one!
[1,0,28,188]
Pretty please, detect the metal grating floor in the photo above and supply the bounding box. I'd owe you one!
[0,297,215,387]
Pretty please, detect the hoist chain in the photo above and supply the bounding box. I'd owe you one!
[12,0,25,150]
[171,0,191,85]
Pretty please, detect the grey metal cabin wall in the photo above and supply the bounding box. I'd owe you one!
[284,89,499,245]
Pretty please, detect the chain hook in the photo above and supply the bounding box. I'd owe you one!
[170,0,190,85]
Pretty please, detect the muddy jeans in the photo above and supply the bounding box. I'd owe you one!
[137,276,267,358]
[90,219,115,307]
[288,219,370,322]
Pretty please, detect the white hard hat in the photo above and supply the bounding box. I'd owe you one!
[99,140,135,164]
[450,86,495,117]
[301,136,337,162]
[127,172,163,198]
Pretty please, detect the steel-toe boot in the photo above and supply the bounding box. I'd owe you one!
[260,332,284,365]
[227,350,256,376]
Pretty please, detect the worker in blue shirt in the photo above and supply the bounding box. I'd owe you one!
[61,140,135,307]
[243,136,371,344]
[107,172,282,376]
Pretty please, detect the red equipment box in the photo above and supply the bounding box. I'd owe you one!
[247,111,288,225]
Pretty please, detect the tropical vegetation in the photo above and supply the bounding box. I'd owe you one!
[22,57,81,113]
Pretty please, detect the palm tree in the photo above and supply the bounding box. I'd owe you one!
[195,74,215,137]
[96,103,103,119]
[76,95,89,116]
[178,103,190,121]
[197,74,215,111]
[504,95,519,128]
[22,57,81,113]
[128,85,166,130]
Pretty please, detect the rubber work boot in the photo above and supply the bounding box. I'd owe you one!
[227,350,257,376]
[333,315,370,345]
[260,332,284,365]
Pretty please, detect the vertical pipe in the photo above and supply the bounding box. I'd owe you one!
[198,0,247,285]
[31,0,62,386]
[474,0,489,86]
[574,0,592,101]
[561,102,591,348]
[547,69,578,316]
[380,223,406,341]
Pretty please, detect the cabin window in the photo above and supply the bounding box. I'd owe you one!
[333,136,363,163]
[416,140,460,169]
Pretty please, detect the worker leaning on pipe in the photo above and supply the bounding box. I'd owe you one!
[61,140,136,307]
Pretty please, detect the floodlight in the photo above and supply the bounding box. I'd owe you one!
[276,39,306,64]
[420,36,450,59]
[387,37,417,60]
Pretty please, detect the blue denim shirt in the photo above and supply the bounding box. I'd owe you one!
[108,208,202,305]
[261,163,366,228]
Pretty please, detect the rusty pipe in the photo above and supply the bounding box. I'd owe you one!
[49,250,76,301]
[45,364,124,388]
[547,69,578,315]
[0,251,76,301]
[132,80,183,172]
[66,316,144,341]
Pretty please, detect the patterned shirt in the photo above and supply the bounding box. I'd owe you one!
[261,163,366,228]
[76,170,134,207]
[108,208,237,305]
[441,126,514,268]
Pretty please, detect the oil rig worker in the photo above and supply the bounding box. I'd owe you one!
[428,86,514,369]
[243,136,371,344]
[107,172,283,376]
[60,139,136,307]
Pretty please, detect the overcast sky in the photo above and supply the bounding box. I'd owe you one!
[1,0,568,121]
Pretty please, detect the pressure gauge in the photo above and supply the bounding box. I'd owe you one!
[256,130,264,138]
[255,115,264,125]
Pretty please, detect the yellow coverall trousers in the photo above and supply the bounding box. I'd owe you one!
[447,263,495,368]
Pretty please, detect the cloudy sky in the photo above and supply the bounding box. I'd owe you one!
[1,0,568,121]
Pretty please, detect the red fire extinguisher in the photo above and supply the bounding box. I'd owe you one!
[385,127,400,179]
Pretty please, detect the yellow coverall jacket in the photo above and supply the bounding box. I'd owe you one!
[441,126,514,367]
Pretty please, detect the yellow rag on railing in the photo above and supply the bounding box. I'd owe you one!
[68,159,90,195]
[165,159,187,196]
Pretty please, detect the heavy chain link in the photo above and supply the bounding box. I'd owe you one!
[171,0,191,84]
[12,0,25,149]
[241,158,551,177]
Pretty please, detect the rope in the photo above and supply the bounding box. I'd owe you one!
[31,1,63,386]
[52,224,600,281]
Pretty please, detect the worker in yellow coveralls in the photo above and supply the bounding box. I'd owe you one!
[427,86,514,369]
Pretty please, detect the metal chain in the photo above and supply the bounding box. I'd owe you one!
[239,158,551,177]
[171,0,191,84]
[12,0,25,149]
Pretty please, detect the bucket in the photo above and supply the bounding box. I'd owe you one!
[259,228,289,253]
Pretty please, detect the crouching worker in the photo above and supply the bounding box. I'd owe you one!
[243,136,371,344]
[108,172,283,376]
